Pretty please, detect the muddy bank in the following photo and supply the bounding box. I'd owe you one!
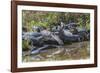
[22,41,90,62]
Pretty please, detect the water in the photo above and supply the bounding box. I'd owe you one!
[22,41,90,62]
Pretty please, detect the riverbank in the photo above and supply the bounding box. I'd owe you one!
[22,41,90,62]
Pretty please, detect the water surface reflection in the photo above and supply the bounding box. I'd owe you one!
[22,41,90,62]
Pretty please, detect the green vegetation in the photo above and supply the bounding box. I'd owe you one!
[22,10,90,32]
[22,40,30,51]
[22,10,90,53]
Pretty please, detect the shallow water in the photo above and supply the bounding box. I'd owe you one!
[22,41,90,62]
